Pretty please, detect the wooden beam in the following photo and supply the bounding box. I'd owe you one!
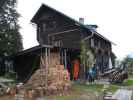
[82,32,94,41]
[48,28,79,37]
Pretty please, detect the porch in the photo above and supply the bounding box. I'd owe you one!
[12,45,111,82]
[13,45,80,82]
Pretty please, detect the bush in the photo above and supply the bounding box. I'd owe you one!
[4,72,16,80]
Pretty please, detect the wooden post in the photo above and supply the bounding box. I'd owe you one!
[45,47,48,90]
[59,48,61,64]
[64,49,67,69]
[48,48,50,64]
[61,48,64,65]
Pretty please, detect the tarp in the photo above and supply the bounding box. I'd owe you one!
[73,59,79,80]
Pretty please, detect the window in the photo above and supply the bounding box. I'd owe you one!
[5,60,14,72]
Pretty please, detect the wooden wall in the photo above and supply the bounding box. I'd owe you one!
[34,9,113,73]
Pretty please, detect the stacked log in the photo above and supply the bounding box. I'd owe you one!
[25,64,71,96]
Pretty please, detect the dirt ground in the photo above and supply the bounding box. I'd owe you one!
[0,89,99,100]
[0,83,105,100]
[0,95,14,100]
[0,94,98,100]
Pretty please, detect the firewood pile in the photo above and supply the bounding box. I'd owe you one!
[24,64,71,96]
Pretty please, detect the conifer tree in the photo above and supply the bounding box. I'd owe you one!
[0,0,23,56]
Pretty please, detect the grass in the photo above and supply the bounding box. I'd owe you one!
[47,79,133,100]
[104,79,133,93]
[112,79,133,87]
[132,94,133,100]
[45,83,104,100]
[128,74,133,79]
[73,83,104,92]
[106,85,119,93]
[46,95,84,100]
[122,79,133,86]
[46,96,73,100]
[45,80,133,100]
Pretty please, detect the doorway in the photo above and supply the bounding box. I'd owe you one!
[66,49,80,80]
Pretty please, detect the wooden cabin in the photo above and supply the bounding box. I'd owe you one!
[13,4,116,82]
[31,4,115,71]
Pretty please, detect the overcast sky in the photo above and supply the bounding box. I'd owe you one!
[17,0,133,59]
